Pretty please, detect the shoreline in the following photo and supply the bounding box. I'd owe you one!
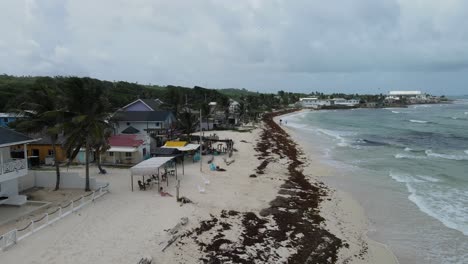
[274,110,399,264]
[0,111,397,263]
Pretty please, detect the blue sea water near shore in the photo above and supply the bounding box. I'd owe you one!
[285,99,468,263]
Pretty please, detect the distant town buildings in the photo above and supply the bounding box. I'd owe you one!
[386,91,440,104]
[299,98,360,109]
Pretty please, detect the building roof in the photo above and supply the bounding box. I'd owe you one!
[112,111,173,122]
[0,127,37,147]
[108,134,144,147]
[0,113,23,118]
[120,98,163,112]
[164,141,187,148]
[140,99,163,110]
[28,133,66,145]
[121,126,140,134]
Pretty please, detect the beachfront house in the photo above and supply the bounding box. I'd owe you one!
[101,134,150,165]
[27,134,67,165]
[112,109,176,149]
[0,113,22,128]
[0,127,38,205]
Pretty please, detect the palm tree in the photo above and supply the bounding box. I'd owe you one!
[177,109,198,141]
[92,126,112,174]
[13,78,65,190]
[62,77,112,191]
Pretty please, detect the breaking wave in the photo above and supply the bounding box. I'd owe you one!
[409,119,429,124]
[425,150,468,161]
[394,153,427,160]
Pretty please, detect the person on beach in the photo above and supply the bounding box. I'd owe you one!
[159,187,173,197]
[280,119,283,125]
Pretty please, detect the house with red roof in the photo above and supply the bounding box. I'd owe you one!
[101,134,150,165]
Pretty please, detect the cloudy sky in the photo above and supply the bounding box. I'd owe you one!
[1,0,468,95]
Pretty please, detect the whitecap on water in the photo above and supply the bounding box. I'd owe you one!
[391,111,400,114]
[425,150,468,161]
[409,119,429,124]
[394,153,427,160]
[404,147,412,152]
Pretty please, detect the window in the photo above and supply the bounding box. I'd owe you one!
[109,152,114,157]
[125,152,132,157]
[155,122,160,127]
[48,149,55,156]
[3,118,8,122]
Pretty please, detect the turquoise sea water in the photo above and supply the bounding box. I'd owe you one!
[286,99,468,263]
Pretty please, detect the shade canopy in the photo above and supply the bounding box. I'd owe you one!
[130,156,175,175]
[174,143,200,152]
[164,141,187,148]
[108,147,138,152]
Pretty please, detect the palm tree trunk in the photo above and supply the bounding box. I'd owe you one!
[96,149,105,174]
[52,139,61,191]
[85,139,91,191]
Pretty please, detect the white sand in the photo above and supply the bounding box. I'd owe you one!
[0,125,397,263]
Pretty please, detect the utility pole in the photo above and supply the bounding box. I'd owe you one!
[200,109,203,172]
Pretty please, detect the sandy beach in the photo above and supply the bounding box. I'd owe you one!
[1,110,397,263]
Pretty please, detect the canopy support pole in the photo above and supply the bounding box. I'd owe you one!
[131,173,134,192]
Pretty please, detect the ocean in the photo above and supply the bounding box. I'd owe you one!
[285,99,468,264]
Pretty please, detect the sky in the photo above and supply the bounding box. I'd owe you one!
[1,0,468,95]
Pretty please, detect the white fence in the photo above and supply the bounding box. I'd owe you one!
[19,171,104,192]
[0,183,110,251]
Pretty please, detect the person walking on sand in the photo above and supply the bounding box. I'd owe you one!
[280,119,283,125]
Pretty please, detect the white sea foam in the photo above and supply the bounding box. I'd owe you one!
[406,185,468,236]
[465,150,468,155]
[389,172,467,235]
[394,153,427,160]
[391,111,400,114]
[404,147,412,152]
[409,119,429,124]
[389,172,440,183]
[390,172,425,183]
[425,150,468,161]
[465,112,468,115]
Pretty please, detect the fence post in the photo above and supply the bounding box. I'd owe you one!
[30,220,34,233]
[13,230,17,245]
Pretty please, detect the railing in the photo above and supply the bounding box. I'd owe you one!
[1,159,27,174]
[0,183,110,251]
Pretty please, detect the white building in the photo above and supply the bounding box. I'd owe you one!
[387,91,427,102]
[101,134,150,165]
[299,98,360,108]
[299,98,332,109]
[331,98,360,106]
[0,127,38,205]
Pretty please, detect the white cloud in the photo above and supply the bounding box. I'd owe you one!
[0,0,468,94]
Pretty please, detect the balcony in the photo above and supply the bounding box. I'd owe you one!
[0,159,28,182]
